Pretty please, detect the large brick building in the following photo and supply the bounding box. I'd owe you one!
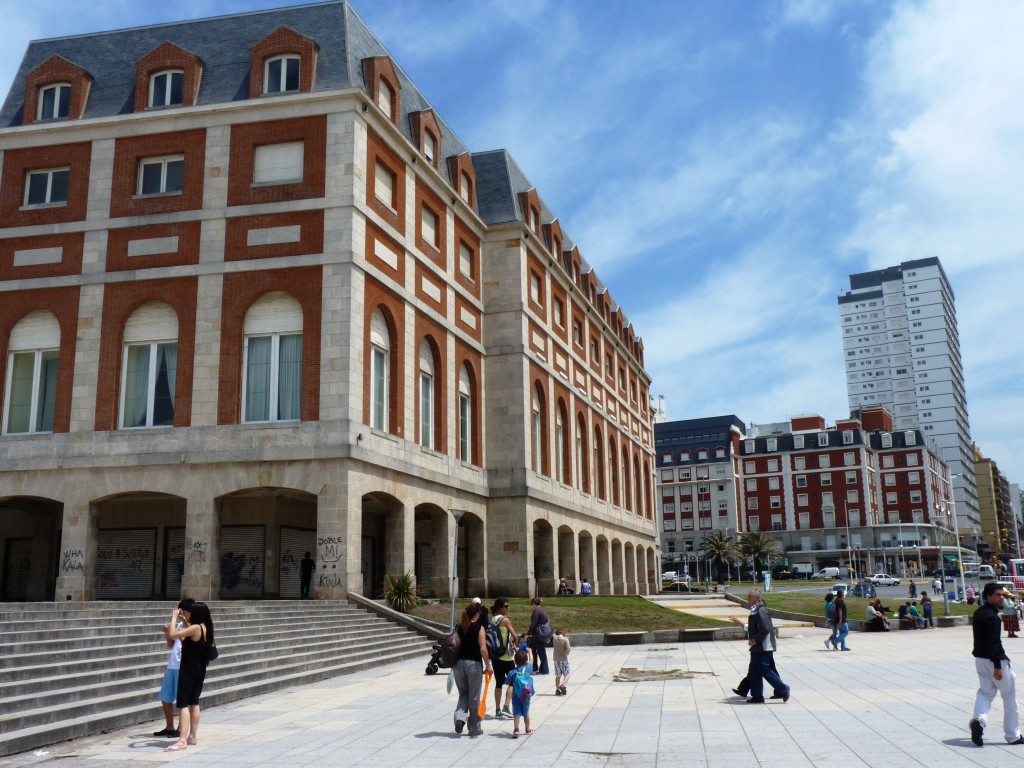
[0,2,657,601]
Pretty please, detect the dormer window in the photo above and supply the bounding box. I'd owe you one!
[149,70,183,108]
[37,84,70,120]
[460,172,472,202]
[423,132,437,165]
[264,55,300,94]
[377,79,393,116]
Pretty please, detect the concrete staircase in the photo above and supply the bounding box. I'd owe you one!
[0,599,435,757]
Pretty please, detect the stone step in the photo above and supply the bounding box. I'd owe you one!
[0,642,429,758]
[0,625,414,693]
[0,599,436,758]
[0,635,433,726]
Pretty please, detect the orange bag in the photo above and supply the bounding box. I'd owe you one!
[477,670,493,719]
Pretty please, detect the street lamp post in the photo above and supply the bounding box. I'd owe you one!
[448,508,467,631]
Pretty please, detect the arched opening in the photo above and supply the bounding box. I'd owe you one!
[456,511,485,598]
[0,496,62,600]
[557,524,577,591]
[611,538,624,595]
[624,541,636,594]
[216,487,317,599]
[596,535,610,594]
[413,503,447,597]
[578,530,595,594]
[360,491,406,598]
[532,518,555,595]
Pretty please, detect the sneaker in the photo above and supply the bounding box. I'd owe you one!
[500,706,512,718]
[525,729,535,735]
[733,688,747,698]
[555,689,563,695]
[782,689,791,703]
[512,730,519,739]
[970,718,984,746]
[560,685,567,695]
[823,639,830,649]
[153,728,179,738]
[1009,735,1024,745]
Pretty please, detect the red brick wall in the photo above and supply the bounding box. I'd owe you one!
[227,116,326,207]
[217,267,323,425]
[105,222,201,273]
[452,216,480,300]
[447,153,477,210]
[134,42,203,111]
[249,28,319,98]
[362,57,401,125]
[22,55,91,125]
[413,262,446,316]
[225,210,324,262]
[109,129,206,217]
[94,277,198,431]
[366,127,406,235]
[364,220,406,287]
[414,179,446,268]
[0,286,80,433]
[0,232,84,280]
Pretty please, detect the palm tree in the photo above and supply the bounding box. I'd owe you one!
[739,532,783,578]
[704,531,739,583]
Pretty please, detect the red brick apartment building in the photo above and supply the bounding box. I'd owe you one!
[0,2,657,601]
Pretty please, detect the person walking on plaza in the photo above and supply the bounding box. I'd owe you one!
[527,597,551,675]
[742,589,790,704]
[833,591,851,651]
[969,582,1024,746]
[489,598,518,719]
[552,628,571,695]
[824,592,838,649]
[452,600,491,737]
[920,590,934,628]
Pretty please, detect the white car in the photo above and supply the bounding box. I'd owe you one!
[662,572,691,583]
[869,573,900,587]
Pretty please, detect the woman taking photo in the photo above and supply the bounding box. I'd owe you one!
[453,600,491,737]
[164,602,214,752]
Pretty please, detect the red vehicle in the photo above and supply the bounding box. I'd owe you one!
[1009,559,1024,591]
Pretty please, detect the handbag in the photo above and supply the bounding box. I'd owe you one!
[207,641,219,662]
[536,621,554,642]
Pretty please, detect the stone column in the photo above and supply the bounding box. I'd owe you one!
[182,494,218,601]
[55,494,98,601]
[315,472,361,599]
[385,499,414,582]
[534,524,557,596]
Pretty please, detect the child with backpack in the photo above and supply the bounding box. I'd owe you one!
[505,650,535,737]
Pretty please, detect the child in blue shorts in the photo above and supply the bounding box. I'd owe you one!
[505,650,535,737]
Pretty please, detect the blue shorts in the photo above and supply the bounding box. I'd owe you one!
[159,668,179,704]
[512,697,531,717]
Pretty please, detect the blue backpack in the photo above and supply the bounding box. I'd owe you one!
[512,666,534,702]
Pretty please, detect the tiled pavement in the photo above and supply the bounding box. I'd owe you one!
[4,624,1022,768]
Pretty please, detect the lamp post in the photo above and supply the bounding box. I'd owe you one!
[448,508,467,631]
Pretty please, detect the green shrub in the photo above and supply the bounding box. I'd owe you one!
[382,571,418,613]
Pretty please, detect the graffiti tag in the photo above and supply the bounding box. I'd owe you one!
[61,549,84,573]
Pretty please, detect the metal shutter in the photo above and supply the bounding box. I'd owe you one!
[219,525,265,598]
[9,310,60,350]
[96,528,157,599]
[279,527,316,598]
[244,292,303,335]
[124,301,178,343]
[164,527,185,599]
[2,538,32,600]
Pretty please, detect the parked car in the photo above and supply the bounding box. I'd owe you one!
[661,577,693,592]
[812,567,841,579]
[869,573,900,587]
[771,568,794,580]
[964,568,980,578]
[662,571,679,581]
[830,583,848,596]
[850,579,877,598]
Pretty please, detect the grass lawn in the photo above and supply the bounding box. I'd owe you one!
[758,590,976,618]
[406,595,729,633]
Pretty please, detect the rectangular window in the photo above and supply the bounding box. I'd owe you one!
[799,512,810,528]
[882,455,894,468]
[243,334,301,423]
[459,241,474,279]
[121,342,177,428]
[747,498,758,510]
[553,298,564,328]
[374,160,395,208]
[25,168,70,206]
[842,431,854,445]
[845,471,857,484]
[3,350,58,434]
[530,272,542,304]
[844,451,855,466]
[908,471,920,484]
[817,433,829,447]
[421,205,439,249]
[371,346,388,431]
[793,435,804,449]
[663,518,676,532]
[847,490,859,503]
[910,491,922,503]
[797,493,808,506]
[796,475,807,487]
[794,456,806,470]
[746,478,757,492]
[819,455,830,468]
[768,476,780,490]
[748,517,760,532]
[886,492,897,505]
[419,372,433,450]
[253,142,304,185]
[767,459,779,472]
[697,467,709,480]
[138,156,184,195]
[770,496,781,508]
[771,515,782,531]
[884,474,895,486]
[459,393,471,461]
[744,461,755,473]
[821,473,832,486]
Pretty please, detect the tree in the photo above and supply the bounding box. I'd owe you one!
[704,531,739,582]
[739,532,782,575]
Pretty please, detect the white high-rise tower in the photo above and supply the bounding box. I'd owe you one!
[838,257,980,540]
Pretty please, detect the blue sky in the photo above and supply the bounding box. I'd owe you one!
[2,1,1022,487]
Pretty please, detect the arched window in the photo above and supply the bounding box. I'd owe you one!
[576,415,588,493]
[555,404,567,484]
[243,292,302,423]
[3,311,59,434]
[621,445,631,512]
[593,426,605,500]
[121,302,178,428]
[418,340,434,450]
[531,390,542,473]
[149,70,184,108]
[458,364,473,463]
[633,454,643,516]
[609,437,619,506]
[370,309,390,432]
[37,83,71,120]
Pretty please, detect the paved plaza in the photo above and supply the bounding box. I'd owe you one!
[4,623,1022,768]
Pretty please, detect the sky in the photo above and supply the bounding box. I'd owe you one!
[1,0,1021,488]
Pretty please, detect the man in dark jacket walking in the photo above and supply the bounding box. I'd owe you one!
[970,581,1024,746]
[744,589,791,704]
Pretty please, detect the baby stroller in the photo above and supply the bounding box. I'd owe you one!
[425,639,450,675]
